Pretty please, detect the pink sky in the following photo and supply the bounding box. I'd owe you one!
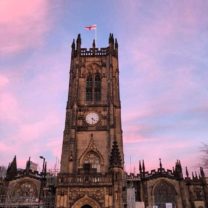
[0,0,208,174]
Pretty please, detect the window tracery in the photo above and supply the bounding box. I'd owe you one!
[154,181,176,208]
[86,73,101,102]
[83,151,101,172]
[94,73,101,101]
[86,75,93,101]
[10,181,38,203]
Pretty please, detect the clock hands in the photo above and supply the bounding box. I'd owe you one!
[86,112,99,125]
[91,117,96,124]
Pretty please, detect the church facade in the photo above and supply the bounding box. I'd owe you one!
[126,160,208,208]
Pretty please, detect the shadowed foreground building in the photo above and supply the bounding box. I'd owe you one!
[126,160,208,208]
[0,34,208,208]
[0,156,56,207]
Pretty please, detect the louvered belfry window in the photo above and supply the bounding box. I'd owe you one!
[86,73,101,102]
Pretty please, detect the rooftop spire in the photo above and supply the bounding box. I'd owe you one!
[6,155,17,180]
[200,167,205,178]
[26,157,31,174]
[139,160,142,173]
[92,39,96,48]
[115,38,118,49]
[174,160,183,179]
[195,171,198,179]
[185,166,189,178]
[109,33,114,48]
[76,34,81,49]
[109,140,122,168]
[71,39,75,49]
[159,158,162,169]
[142,160,145,173]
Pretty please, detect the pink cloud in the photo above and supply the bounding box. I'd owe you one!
[0,48,68,168]
[0,73,21,122]
[0,92,20,122]
[0,142,13,153]
[0,74,9,87]
[46,139,62,168]
[0,0,52,55]
[124,136,200,173]
[17,113,61,142]
[0,112,62,168]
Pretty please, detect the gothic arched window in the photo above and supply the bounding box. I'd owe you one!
[83,151,101,173]
[154,181,176,208]
[86,75,93,101]
[11,181,38,203]
[94,73,101,101]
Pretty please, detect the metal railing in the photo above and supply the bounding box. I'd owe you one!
[57,173,112,186]
[0,195,55,208]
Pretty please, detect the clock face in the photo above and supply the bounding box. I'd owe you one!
[85,112,99,125]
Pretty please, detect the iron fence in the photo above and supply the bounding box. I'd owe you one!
[0,195,55,208]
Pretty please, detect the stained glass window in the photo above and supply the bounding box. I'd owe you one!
[154,181,176,208]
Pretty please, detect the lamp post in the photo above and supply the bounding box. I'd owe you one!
[39,156,46,207]
[39,156,45,174]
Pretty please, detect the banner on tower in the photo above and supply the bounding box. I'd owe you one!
[84,24,96,30]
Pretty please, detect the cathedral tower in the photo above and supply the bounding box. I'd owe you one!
[56,34,125,208]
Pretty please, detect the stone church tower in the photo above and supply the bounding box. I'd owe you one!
[56,34,125,208]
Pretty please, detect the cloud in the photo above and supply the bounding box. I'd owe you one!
[0,112,62,168]
[0,48,68,168]
[0,92,19,121]
[1,0,208,173]
[0,73,20,122]
[0,0,53,55]
[17,114,60,142]
[124,135,200,173]
[0,74,9,87]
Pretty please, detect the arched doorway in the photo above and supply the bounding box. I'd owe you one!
[82,205,92,208]
[19,207,30,208]
[71,195,101,208]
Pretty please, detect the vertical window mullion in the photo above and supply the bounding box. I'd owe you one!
[94,73,101,101]
[86,75,93,101]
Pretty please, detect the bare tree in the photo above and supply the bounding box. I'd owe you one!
[201,143,208,174]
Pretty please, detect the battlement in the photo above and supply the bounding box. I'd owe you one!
[71,33,118,57]
[126,160,206,182]
[80,47,109,56]
[126,168,176,181]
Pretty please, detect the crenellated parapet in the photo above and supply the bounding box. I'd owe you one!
[71,33,118,57]
[127,160,207,182]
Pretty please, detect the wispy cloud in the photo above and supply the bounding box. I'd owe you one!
[0,0,55,55]
[0,49,67,168]
[1,0,208,172]
[119,0,208,172]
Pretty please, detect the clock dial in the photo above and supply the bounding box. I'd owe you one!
[86,112,99,125]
